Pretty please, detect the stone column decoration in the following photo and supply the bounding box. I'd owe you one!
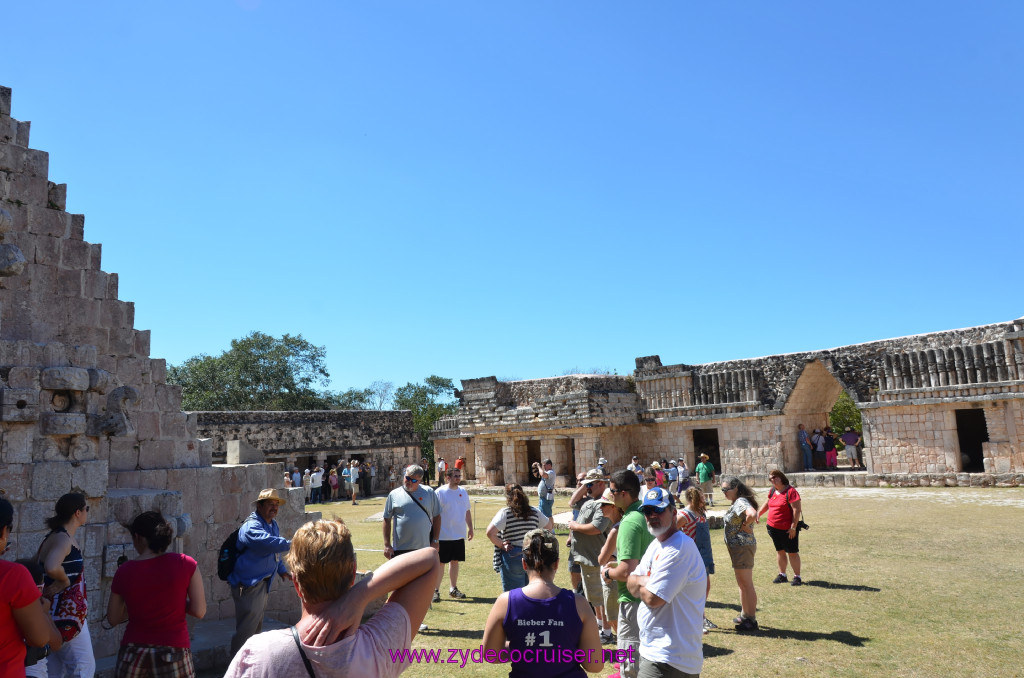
[475,440,502,486]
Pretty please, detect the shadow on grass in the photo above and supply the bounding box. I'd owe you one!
[705,600,740,612]
[419,628,485,640]
[800,580,881,592]
[702,644,734,658]
[755,628,869,647]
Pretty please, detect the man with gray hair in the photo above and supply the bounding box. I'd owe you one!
[383,464,441,559]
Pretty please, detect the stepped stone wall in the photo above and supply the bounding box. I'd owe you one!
[435,320,1024,485]
[0,85,312,661]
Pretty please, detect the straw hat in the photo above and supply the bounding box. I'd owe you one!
[254,488,287,505]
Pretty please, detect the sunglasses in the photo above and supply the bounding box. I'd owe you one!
[641,505,668,516]
[405,476,421,483]
[609,488,626,494]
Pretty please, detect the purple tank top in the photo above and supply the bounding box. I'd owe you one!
[502,588,587,678]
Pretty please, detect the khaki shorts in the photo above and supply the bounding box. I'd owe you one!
[602,577,618,621]
[580,564,603,607]
[728,543,756,569]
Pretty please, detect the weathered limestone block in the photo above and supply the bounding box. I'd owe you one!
[95,385,140,437]
[87,368,116,394]
[71,459,109,497]
[39,412,87,436]
[0,244,26,277]
[40,366,90,391]
[0,464,30,500]
[226,439,262,465]
[0,388,38,423]
[102,544,128,579]
[138,439,173,470]
[16,500,54,534]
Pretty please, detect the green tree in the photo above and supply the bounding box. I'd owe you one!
[829,391,863,447]
[392,375,458,464]
[168,331,347,411]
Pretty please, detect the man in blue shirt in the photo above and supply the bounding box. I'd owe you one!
[229,488,292,655]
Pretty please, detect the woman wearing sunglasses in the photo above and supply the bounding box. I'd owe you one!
[719,476,760,632]
[35,492,94,676]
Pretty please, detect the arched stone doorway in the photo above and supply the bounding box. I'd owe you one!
[781,360,858,472]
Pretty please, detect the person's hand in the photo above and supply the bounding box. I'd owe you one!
[467,527,474,541]
[42,581,67,599]
[384,545,394,560]
[502,540,512,553]
[788,526,797,537]
[300,592,363,646]
[432,541,440,552]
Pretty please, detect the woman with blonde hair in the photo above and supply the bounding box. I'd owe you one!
[226,519,440,677]
[677,486,716,633]
[483,529,603,677]
[486,484,553,592]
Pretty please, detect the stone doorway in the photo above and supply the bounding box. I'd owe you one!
[955,409,988,472]
[782,360,853,472]
[526,440,542,471]
[693,429,721,473]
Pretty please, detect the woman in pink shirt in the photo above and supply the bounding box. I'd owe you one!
[105,511,207,677]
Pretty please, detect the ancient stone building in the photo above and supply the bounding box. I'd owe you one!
[434,318,1024,487]
[0,86,312,663]
[192,409,421,491]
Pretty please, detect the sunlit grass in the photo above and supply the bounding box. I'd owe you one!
[309,486,1024,678]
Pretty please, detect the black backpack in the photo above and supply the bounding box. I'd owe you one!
[217,526,244,581]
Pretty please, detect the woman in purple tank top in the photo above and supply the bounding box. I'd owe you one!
[483,529,604,678]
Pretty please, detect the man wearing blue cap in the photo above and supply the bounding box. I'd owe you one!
[627,487,707,678]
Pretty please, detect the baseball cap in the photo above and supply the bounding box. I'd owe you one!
[641,487,672,510]
[582,469,605,485]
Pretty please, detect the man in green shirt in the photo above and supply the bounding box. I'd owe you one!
[696,453,716,507]
[601,470,653,678]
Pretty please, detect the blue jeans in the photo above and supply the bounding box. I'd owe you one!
[801,444,813,470]
[499,549,527,592]
[539,496,553,518]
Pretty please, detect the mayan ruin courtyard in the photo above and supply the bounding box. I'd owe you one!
[4,4,1024,677]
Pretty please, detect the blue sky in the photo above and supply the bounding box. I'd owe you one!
[5,2,1023,394]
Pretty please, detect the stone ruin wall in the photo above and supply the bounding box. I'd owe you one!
[192,410,422,490]
[0,86,312,661]
[436,319,1024,486]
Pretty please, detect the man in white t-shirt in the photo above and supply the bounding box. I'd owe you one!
[310,466,324,504]
[433,467,473,601]
[627,487,706,678]
[435,457,447,488]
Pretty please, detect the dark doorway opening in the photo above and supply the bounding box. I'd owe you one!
[493,442,505,485]
[693,429,721,474]
[526,440,542,485]
[955,409,988,472]
[566,439,577,482]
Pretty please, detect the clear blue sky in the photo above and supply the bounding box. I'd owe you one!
[6,2,1023,393]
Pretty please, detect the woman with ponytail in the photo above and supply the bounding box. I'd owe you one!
[486,485,552,591]
[484,529,603,677]
[35,492,94,677]
[106,511,206,678]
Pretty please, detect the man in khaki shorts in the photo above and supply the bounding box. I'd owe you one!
[568,474,614,644]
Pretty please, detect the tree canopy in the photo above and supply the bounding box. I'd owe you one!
[393,375,458,461]
[168,331,354,411]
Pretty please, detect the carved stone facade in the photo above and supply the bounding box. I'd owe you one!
[192,410,421,491]
[0,86,313,662]
[434,319,1024,487]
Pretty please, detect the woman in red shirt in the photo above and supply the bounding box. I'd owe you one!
[757,470,804,586]
[0,498,62,678]
[106,511,207,678]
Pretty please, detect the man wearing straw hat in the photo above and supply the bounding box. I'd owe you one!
[229,488,292,655]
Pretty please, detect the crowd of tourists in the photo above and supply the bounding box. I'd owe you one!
[0,444,815,678]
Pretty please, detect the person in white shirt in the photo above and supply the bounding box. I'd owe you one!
[435,458,448,488]
[433,468,474,601]
[310,467,324,504]
[627,487,706,678]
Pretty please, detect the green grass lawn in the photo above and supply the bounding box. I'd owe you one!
[310,486,1024,678]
